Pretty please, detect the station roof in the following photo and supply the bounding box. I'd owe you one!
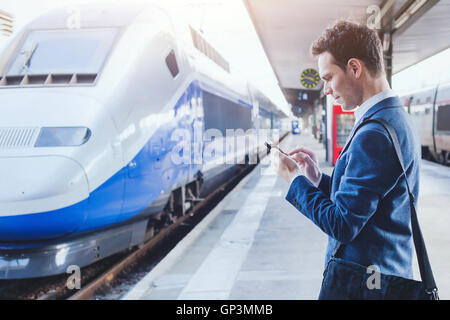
[392,0,450,74]
[243,0,450,114]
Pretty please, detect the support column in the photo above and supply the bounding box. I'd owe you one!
[383,32,393,87]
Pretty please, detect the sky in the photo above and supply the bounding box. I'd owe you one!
[1,0,449,104]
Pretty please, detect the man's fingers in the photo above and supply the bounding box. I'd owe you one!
[271,149,283,166]
[273,148,290,160]
[292,152,315,165]
[296,147,315,159]
[292,152,305,162]
[289,147,318,165]
[271,148,281,158]
[288,145,312,154]
[288,146,315,158]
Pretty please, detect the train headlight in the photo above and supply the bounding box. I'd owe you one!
[35,127,91,147]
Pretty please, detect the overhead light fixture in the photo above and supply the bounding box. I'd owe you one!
[394,0,428,30]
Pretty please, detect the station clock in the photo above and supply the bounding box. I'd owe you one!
[300,68,320,89]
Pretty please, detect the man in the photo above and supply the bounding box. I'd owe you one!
[272,21,421,298]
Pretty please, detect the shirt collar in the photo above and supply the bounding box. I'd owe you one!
[354,89,397,123]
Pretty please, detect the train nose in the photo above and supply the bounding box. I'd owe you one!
[0,156,89,242]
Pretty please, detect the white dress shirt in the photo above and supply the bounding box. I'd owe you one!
[353,89,397,123]
[292,89,398,188]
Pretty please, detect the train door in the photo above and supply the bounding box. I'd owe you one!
[189,82,204,180]
[118,30,187,223]
[434,85,450,164]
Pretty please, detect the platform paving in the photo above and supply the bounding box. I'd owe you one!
[122,132,450,300]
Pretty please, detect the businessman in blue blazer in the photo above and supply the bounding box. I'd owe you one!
[272,21,421,298]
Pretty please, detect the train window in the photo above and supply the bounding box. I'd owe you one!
[436,104,450,131]
[6,28,117,76]
[202,91,252,134]
[259,107,271,119]
[165,50,179,78]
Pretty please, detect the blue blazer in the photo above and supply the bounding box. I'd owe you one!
[286,97,421,278]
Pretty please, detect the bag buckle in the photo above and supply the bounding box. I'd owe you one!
[426,288,439,300]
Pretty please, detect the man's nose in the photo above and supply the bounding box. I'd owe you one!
[323,84,333,95]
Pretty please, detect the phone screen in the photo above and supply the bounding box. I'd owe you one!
[265,141,285,154]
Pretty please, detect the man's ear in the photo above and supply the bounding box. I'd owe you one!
[347,58,362,79]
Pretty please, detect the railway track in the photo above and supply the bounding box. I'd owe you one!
[0,134,287,300]
[0,162,257,300]
[63,133,288,300]
[65,162,257,300]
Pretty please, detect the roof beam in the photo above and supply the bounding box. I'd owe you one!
[392,0,440,39]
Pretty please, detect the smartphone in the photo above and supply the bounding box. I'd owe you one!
[264,141,286,154]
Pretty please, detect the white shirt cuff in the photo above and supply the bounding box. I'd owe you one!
[313,172,322,188]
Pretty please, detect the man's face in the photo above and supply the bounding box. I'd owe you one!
[317,52,362,110]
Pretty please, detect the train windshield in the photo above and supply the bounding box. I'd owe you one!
[6,28,117,76]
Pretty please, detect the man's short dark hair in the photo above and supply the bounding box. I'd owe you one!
[311,21,384,77]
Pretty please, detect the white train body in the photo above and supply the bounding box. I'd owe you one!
[0,3,288,278]
[400,82,450,164]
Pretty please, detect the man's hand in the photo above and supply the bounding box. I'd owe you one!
[271,149,302,184]
[288,146,322,186]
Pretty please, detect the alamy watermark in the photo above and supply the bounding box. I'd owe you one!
[66,6,81,30]
[66,265,81,290]
[366,5,381,30]
[167,127,280,168]
[366,264,381,290]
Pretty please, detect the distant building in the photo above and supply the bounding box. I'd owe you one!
[0,9,13,36]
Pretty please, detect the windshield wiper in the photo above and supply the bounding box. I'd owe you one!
[21,43,39,71]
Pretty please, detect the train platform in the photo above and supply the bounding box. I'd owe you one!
[122,132,450,300]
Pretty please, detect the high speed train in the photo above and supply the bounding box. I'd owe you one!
[400,82,450,165]
[0,3,288,278]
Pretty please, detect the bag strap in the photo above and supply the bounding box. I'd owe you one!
[331,118,438,297]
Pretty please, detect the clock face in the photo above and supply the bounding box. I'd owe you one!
[301,68,320,89]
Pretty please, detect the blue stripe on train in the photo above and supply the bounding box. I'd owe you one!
[0,81,204,242]
[0,80,271,243]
